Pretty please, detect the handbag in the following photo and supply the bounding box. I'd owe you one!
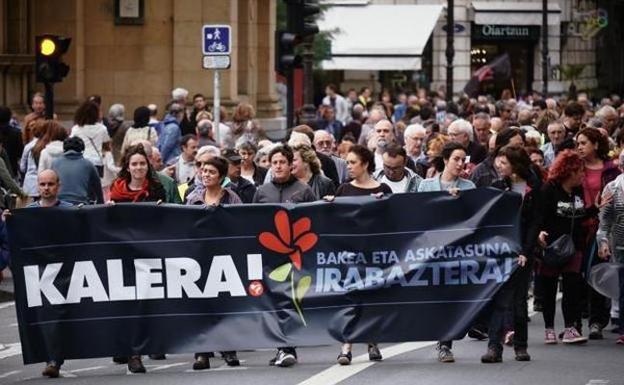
[86,135,104,178]
[542,197,577,268]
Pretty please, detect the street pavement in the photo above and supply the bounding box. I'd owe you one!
[0,296,621,385]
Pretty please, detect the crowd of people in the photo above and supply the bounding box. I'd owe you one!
[0,83,623,378]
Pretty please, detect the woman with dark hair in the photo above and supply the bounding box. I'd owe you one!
[70,100,111,176]
[333,144,390,365]
[417,142,475,363]
[238,141,267,186]
[575,127,620,339]
[470,127,525,188]
[185,157,242,206]
[479,145,543,363]
[185,156,241,370]
[110,144,166,204]
[419,142,476,193]
[121,106,159,155]
[537,149,589,345]
[109,144,167,373]
[292,145,335,199]
[35,120,69,171]
[336,144,392,197]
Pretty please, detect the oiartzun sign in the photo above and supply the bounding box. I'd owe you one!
[472,24,540,41]
[8,190,522,364]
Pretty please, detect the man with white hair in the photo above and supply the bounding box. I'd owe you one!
[368,119,396,171]
[358,107,387,146]
[447,119,487,165]
[147,104,163,136]
[108,103,131,164]
[171,87,194,135]
[472,113,492,149]
[541,121,565,168]
[314,130,348,183]
[403,123,427,177]
[596,105,619,136]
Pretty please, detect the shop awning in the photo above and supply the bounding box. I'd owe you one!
[472,1,561,26]
[318,4,443,71]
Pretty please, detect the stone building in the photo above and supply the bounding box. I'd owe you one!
[0,0,283,128]
[319,0,607,99]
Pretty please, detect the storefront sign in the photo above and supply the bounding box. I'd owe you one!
[472,24,540,41]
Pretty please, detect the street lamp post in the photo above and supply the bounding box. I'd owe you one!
[446,0,455,101]
[542,0,549,95]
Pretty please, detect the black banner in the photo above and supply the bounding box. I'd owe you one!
[8,189,521,364]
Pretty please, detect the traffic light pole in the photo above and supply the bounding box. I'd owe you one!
[300,38,316,125]
[44,82,54,119]
[286,70,295,128]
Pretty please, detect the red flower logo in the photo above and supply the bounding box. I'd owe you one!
[259,210,318,270]
[258,210,318,326]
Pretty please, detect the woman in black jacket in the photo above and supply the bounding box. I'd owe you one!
[537,149,589,346]
[481,145,543,363]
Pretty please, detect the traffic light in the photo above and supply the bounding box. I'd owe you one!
[290,0,320,39]
[35,34,71,83]
[275,1,320,75]
[275,31,302,74]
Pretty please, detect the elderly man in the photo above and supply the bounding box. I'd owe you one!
[367,119,396,171]
[447,119,487,165]
[541,121,566,168]
[314,130,348,183]
[472,113,492,150]
[172,87,194,135]
[373,144,422,193]
[595,105,619,137]
[403,123,427,177]
[358,107,386,146]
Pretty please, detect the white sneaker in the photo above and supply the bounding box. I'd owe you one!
[273,350,297,367]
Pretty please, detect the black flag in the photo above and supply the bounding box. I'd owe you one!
[463,53,512,97]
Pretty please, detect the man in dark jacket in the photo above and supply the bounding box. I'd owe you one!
[222,149,256,203]
[251,145,315,368]
[51,137,103,204]
[0,106,23,177]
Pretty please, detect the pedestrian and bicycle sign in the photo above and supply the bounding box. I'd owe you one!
[202,25,231,55]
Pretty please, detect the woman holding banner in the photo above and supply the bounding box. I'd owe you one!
[417,142,475,363]
[185,156,242,369]
[333,144,390,365]
[109,144,166,373]
[481,145,543,363]
[110,144,166,205]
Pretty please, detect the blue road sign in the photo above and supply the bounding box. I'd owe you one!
[202,25,231,55]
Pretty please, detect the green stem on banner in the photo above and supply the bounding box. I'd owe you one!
[291,271,307,327]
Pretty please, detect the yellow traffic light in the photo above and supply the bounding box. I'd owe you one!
[40,38,56,56]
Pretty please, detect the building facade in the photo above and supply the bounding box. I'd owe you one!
[0,0,283,126]
[320,0,608,99]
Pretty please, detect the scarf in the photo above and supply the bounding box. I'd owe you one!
[110,178,150,202]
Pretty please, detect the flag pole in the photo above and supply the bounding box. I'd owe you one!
[510,78,517,100]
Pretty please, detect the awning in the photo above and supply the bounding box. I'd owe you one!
[472,1,561,26]
[318,4,443,71]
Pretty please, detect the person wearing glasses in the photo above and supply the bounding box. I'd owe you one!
[373,144,422,193]
[446,119,487,167]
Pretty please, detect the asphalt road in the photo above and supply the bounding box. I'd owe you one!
[0,299,621,385]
